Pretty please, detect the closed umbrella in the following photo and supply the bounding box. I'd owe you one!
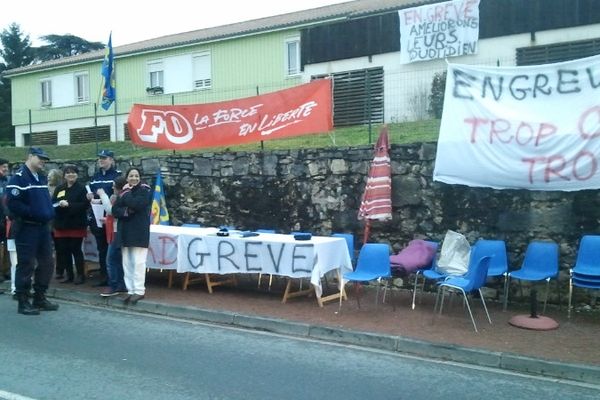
[358,126,392,243]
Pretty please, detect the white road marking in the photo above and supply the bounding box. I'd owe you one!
[0,390,38,400]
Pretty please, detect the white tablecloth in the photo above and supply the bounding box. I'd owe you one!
[148,225,352,297]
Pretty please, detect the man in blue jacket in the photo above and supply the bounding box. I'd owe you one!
[7,147,59,315]
[86,149,120,286]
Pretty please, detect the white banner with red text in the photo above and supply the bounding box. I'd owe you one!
[127,79,332,150]
[399,0,480,64]
[433,54,600,191]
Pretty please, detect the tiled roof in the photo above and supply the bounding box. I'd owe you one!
[4,0,428,76]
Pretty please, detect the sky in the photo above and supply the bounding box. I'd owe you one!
[1,0,351,47]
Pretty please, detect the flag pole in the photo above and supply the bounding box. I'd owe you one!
[113,50,118,141]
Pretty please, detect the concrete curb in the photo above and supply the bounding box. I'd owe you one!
[5,284,600,385]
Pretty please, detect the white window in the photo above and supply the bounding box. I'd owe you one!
[75,72,89,103]
[148,61,164,93]
[193,52,212,89]
[40,79,52,107]
[285,36,301,76]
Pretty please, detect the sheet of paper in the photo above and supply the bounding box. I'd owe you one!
[91,203,105,228]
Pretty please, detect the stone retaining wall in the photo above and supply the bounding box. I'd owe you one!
[43,142,600,306]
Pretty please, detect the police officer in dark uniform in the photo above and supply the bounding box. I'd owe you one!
[6,147,59,315]
[0,157,9,293]
[87,149,120,286]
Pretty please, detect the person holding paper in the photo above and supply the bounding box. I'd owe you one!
[112,167,152,305]
[52,164,89,284]
[46,168,64,278]
[6,147,58,315]
[86,149,120,287]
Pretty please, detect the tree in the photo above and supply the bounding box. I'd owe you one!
[428,71,447,119]
[0,23,34,69]
[34,34,104,62]
[0,26,104,144]
[0,23,34,143]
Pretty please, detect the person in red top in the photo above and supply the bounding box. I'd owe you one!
[52,164,89,284]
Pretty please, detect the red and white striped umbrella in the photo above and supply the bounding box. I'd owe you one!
[358,126,392,242]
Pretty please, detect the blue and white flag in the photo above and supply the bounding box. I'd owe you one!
[101,32,115,110]
[150,171,170,225]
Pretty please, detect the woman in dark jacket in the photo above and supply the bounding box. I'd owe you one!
[112,167,152,304]
[52,164,89,284]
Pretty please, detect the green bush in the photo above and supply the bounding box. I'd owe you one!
[428,71,447,119]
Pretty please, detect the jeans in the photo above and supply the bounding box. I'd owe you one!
[106,242,125,291]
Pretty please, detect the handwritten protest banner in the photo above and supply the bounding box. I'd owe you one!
[433,54,600,191]
[127,79,332,150]
[399,0,480,64]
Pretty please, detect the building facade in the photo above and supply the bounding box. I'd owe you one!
[5,0,600,146]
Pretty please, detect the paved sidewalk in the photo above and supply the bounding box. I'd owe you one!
[4,271,600,385]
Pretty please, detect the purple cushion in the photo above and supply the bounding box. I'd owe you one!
[390,240,436,273]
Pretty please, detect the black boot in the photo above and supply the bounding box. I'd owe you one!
[33,293,59,311]
[17,293,40,315]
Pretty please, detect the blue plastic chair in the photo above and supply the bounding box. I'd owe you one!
[473,240,509,278]
[417,242,480,309]
[472,239,509,303]
[341,243,391,310]
[504,241,559,313]
[568,235,600,318]
[332,233,355,266]
[410,241,439,310]
[434,256,492,332]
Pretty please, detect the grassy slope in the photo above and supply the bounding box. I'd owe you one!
[0,120,440,162]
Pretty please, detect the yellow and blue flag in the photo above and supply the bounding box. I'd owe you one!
[150,171,170,225]
[101,32,115,110]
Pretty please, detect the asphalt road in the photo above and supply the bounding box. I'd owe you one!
[0,297,598,400]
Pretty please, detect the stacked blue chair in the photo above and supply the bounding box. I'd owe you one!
[504,241,559,313]
[434,256,492,332]
[568,235,600,318]
[340,243,391,310]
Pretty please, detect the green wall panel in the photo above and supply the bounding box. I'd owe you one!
[10,28,303,127]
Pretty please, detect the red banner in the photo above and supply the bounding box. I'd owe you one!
[127,79,332,150]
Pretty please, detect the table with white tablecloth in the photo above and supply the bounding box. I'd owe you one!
[147,225,352,305]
